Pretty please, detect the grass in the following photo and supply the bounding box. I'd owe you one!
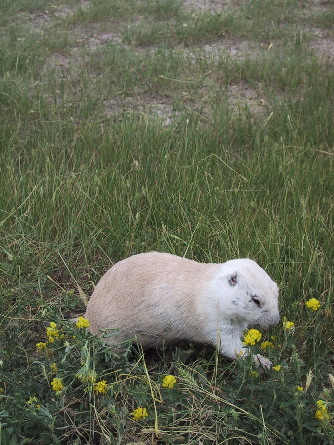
[1,0,334,443]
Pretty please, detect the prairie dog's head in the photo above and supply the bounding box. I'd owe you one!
[215,258,280,329]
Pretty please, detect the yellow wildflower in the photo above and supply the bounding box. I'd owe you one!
[131,407,148,420]
[51,377,64,393]
[296,386,304,392]
[36,342,47,350]
[250,370,259,378]
[46,322,60,343]
[305,298,321,311]
[260,341,274,350]
[50,363,58,373]
[26,396,40,410]
[243,329,262,346]
[282,317,295,331]
[315,400,330,422]
[75,316,90,328]
[272,365,281,372]
[162,375,177,388]
[317,400,327,408]
[93,380,108,394]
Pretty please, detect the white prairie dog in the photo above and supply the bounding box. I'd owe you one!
[85,252,280,364]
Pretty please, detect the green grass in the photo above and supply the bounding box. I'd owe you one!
[1,0,334,443]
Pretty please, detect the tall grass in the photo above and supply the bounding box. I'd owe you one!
[1,0,333,443]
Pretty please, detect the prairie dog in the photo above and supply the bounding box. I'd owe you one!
[85,252,280,361]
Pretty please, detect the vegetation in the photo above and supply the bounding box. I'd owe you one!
[1,0,333,443]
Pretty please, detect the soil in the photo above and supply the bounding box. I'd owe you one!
[23,0,334,122]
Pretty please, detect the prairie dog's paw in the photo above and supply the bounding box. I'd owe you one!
[253,354,272,371]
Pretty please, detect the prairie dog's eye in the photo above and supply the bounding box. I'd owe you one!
[252,295,261,307]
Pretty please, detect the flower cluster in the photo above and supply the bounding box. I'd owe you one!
[51,377,64,393]
[75,316,90,328]
[162,375,177,388]
[243,329,262,346]
[282,317,295,331]
[26,396,40,410]
[272,365,281,372]
[46,322,60,343]
[36,342,47,350]
[315,400,330,422]
[260,341,274,350]
[305,298,321,311]
[93,380,108,394]
[131,407,148,420]
[50,362,58,373]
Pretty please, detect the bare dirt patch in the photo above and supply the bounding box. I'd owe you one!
[104,95,181,126]
[189,37,265,61]
[308,28,334,60]
[27,10,52,32]
[183,0,235,13]
[87,31,122,50]
[25,1,91,32]
[33,0,333,123]
[227,83,267,114]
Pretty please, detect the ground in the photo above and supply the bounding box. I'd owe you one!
[21,0,334,124]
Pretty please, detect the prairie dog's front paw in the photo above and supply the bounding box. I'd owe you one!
[253,354,272,371]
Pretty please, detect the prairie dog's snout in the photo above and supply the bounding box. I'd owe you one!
[85,252,280,361]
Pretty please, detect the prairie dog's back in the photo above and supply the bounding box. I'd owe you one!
[85,252,220,346]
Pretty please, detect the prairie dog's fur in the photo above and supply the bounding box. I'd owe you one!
[85,252,280,360]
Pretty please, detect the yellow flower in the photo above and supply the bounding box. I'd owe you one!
[26,396,41,410]
[315,400,330,422]
[93,380,108,394]
[296,386,304,392]
[282,317,295,331]
[316,400,326,408]
[162,375,177,388]
[305,298,321,311]
[46,322,60,343]
[260,341,274,350]
[75,316,90,328]
[131,407,148,420]
[51,377,64,393]
[250,370,259,378]
[272,365,281,372]
[243,329,262,346]
[36,342,47,350]
[50,362,58,373]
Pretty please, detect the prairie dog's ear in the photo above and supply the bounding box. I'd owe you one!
[228,272,238,286]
